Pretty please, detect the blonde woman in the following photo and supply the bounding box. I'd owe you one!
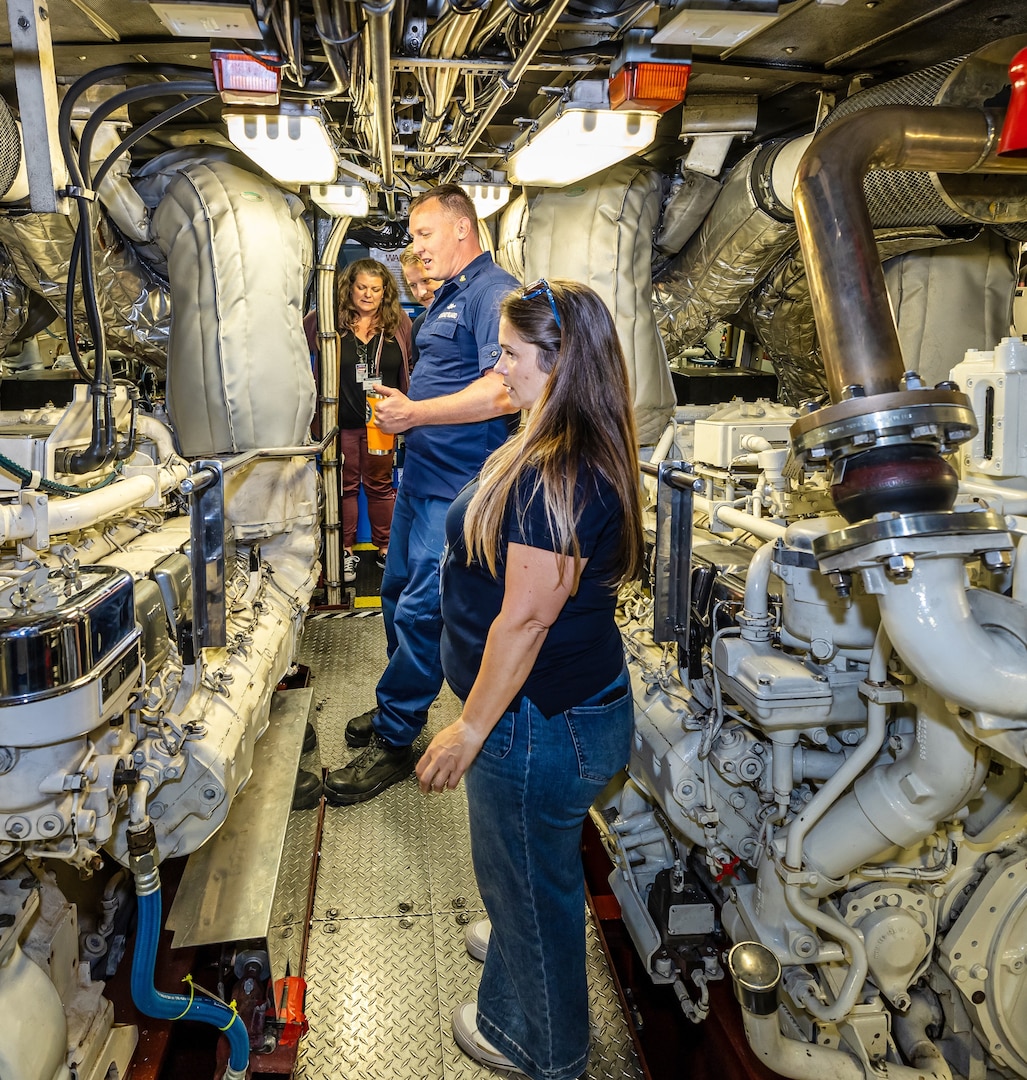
[417,279,644,1080]
[335,258,411,577]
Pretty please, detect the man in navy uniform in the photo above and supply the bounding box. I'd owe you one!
[324,184,519,803]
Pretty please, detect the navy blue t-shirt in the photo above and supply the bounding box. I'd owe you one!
[440,467,626,717]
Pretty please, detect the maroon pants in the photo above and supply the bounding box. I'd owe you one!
[339,426,395,551]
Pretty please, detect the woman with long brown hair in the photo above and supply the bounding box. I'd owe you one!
[335,258,411,580]
[417,279,644,1080]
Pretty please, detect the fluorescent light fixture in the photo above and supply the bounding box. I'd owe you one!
[460,182,513,219]
[225,105,337,184]
[508,107,660,187]
[308,182,371,217]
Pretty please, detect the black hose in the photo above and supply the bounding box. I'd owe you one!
[77,80,217,175]
[62,78,215,403]
[58,63,212,186]
[71,197,109,391]
[116,386,139,461]
[504,0,546,14]
[55,69,214,469]
[0,449,121,494]
[64,228,92,381]
[67,389,113,473]
[92,94,217,190]
[92,93,217,189]
[64,94,216,385]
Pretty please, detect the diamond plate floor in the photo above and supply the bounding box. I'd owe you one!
[295,615,643,1080]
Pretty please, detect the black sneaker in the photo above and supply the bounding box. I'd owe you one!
[324,736,416,805]
[345,708,377,748]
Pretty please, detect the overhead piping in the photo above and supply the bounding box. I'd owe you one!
[310,0,351,98]
[442,0,573,183]
[364,0,396,218]
[792,104,1012,402]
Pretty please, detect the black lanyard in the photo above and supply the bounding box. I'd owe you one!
[355,331,384,378]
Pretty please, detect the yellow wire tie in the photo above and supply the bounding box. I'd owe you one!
[218,999,240,1031]
[171,973,196,1019]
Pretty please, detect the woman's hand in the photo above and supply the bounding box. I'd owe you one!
[416,717,487,793]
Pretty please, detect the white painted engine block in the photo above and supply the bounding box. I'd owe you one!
[602,340,1027,1079]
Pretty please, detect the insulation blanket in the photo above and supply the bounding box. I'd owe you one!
[153,161,316,457]
[523,164,675,445]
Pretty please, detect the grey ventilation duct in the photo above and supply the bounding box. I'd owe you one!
[654,140,798,361]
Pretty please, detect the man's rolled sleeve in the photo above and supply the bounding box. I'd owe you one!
[478,341,502,373]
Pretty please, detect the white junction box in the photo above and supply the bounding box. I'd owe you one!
[692,398,798,469]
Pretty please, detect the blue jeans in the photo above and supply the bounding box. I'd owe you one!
[465,666,633,1080]
[375,487,449,746]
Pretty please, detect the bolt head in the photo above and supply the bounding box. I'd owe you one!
[982,549,1012,571]
[885,553,915,580]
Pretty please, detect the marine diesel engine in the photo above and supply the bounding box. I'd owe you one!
[0,143,320,1078]
[599,86,1027,1080]
[603,338,1027,1078]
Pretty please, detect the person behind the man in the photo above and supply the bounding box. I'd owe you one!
[324,184,519,804]
[398,244,443,370]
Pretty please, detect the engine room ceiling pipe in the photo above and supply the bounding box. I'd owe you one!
[311,0,351,98]
[442,0,573,184]
[792,104,1017,403]
[364,0,396,218]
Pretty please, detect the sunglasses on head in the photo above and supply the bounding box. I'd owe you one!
[522,278,562,328]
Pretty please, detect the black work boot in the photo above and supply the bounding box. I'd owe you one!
[324,736,416,804]
[302,721,318,754]
[292,769,323,810]
[345,708,377,748]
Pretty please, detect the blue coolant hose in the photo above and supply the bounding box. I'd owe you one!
[131,879,250,1077]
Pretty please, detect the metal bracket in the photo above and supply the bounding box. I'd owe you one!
[178,434,334,655]
[182,459,227,653]
[6,0,70,213]
[649,459,695,654]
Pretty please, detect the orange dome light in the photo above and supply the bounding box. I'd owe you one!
[610,61,691,114]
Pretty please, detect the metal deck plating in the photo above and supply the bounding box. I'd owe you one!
[294,615,642,1080]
